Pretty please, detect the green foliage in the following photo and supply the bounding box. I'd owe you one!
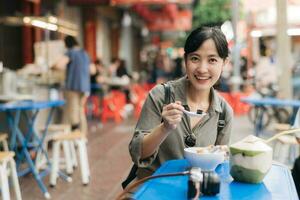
[174,34,187,48]
[193,0,232,28]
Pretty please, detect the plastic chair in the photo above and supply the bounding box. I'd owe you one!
[101,91,126,124]
[35,125,78,175]
[0,133,9,151]
[0,134,22,200]
[232,92,251,116]
[142,83,155,92]
[131,84,147,118]
[85,95,101,119]
[218,92,251,116]
[50,130,90,186]
[0,152,22,200]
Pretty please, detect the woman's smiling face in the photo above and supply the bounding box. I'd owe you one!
[185,38,228,92]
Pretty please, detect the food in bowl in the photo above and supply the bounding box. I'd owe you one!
[184,145,227,171]
[229,135,272,183]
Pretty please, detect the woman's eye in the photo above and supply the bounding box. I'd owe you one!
[190,57,199,62]
[209,58,218,63]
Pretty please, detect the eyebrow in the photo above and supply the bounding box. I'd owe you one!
[188,53,219,58]
[208,54,219,58]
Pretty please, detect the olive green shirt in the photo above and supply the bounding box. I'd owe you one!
[129,77,233,178]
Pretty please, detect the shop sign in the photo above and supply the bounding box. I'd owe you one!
[147,10,192,31]
[133,4,192,31]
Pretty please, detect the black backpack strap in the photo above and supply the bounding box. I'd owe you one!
[217,111,225,134]
[162,83,171,105]
[122,164,138,189]
[161,83,172,123]
[215,110,225,145]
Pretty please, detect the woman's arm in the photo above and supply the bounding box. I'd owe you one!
[141,101,184,159]
[51,55,69,70]
[129,85,183,166]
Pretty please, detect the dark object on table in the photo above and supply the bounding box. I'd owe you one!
[187,168,220,199]
[201,171,220,196]
[292,156,300,197]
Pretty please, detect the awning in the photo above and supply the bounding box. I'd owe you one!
[132,3,192,31]
[111,0,192,5]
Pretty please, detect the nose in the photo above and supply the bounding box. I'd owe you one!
[196,61,209,73]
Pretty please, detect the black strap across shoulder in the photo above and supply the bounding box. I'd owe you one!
[163,83,171,105]
[217,111,225,134]
[121,164,138,189]
[215,110,225,145]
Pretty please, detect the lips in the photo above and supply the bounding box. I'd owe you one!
[194,75,211,80]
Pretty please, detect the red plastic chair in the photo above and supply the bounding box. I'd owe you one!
[101,91,126,124]
[85,95,101,118]
[217,91,250,116]
[232,92,251,116]
[131,84,147,118]
[143,83,156,92]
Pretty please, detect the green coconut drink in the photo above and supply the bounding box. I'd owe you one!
[229,135,273,183]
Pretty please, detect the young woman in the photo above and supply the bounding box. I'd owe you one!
[128,26,233,180]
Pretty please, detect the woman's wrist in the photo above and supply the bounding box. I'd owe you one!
[161,122,173,134]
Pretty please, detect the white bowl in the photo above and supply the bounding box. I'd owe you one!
[184,147,225,171]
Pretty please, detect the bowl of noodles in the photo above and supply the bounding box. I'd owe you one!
[184,145,228,171]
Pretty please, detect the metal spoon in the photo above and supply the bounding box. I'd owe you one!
[183,109,207,117]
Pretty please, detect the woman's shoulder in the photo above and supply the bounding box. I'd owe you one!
[149,83,165,96]
[214,91,234,117]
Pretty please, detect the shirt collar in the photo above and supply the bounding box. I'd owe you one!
[173,76,222,113]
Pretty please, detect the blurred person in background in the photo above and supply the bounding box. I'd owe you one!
[172,48,185,79]
[255,48,279,90]
[154,49,172,83]
[108,58,131,81]
[108,58,131,103]
[89,58,107,120]
[52,35,91,135]
[90,58,106,97]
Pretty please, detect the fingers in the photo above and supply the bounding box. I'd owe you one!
[162,101,184,131]
[163,102,184,117]
[164,101,184,111]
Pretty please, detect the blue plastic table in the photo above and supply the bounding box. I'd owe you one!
[133,159,299,200]
[240,97,300,135]
[0,100,65,198]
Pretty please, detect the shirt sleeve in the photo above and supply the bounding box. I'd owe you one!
[129,84,165,167]
[216,102,234,145]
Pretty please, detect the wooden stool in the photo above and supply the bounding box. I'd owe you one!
[36,124,78,174]
[0,152,22,200]
[50,131,90,186]
[0,133,9,151]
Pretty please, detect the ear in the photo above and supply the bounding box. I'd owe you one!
[183,56,188,69]
[222,57,229,69]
